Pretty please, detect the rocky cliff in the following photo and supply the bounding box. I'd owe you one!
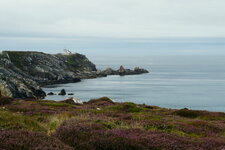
[0,51,148,99]
[0,51,97,98]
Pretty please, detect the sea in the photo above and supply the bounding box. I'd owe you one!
[43,55,225,112]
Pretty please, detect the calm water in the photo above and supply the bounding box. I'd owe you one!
[43,55,225,112]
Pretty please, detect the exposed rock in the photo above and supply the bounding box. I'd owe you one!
[58,89,66,96]
[61,98,76,104]
[133,67,149,74]
[118,65,126,75]
[98,66,149,76]
[96,70,107,77]
[0,67,46,99]
[0,51,149,99]
[100,68,117,75]
[68,93,74,95]
[0,51,97,98]
[47,92,54,95]
[62,97,82,104]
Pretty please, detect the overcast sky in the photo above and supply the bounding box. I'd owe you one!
[1,0,225,55]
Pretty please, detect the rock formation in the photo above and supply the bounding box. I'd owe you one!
[0,51,149,99]
[0,51,97,98]
[58,89,66,96]
[99,66,149,76]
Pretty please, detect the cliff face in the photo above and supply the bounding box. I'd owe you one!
[0,51,97,98]
[0,51,149,99]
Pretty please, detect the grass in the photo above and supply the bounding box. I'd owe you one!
[40,102,73,107]
[0,109,45,132]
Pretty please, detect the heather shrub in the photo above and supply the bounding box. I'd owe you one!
[177,122,205,136]
[53,120,195,150]
[190,120,224,134]
[112,113,133,120]
[0,129,73,150]
[53,120,106,149]
[7,100,72,115]
[144,120,175,132]
[54,120,143,149]
[194,137,225,150]
[0,97,14,105]
[174,108,201,118]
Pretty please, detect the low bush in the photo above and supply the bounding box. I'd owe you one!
[0,97,14,105]
[53,119,225,150]
[111,102,142,113]
[0,129,73,150]
[144,120,175,132]
[174,108,202,118]
[86,97,115,106]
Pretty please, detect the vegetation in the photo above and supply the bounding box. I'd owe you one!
[0,97,224,149]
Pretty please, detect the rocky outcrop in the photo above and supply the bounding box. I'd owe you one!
[0,51,97,98]
[99,66,149,76]
[99,68,117,75]
[58,89,66,96]
[0,51,149,99]
[0,55,46,98]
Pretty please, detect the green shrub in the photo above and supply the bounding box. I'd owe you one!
[111,102,142,113]
[174,108,201,118]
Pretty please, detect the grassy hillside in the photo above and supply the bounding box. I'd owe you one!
[0,97,224,150]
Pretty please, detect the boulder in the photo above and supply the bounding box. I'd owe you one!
[118,66,126,76]
[61,98,75,104]
[58,89,66,96]
[62,97,82,104]
[96,70,107,77]
[133,67,149,74]
[101,68,117,75]
[47,92,54,95]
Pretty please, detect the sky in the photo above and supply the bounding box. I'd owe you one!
[1,0,225,56]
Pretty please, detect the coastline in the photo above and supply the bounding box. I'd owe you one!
[0,51,148,99]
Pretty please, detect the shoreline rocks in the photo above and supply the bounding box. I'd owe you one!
[61,97,83,104]
[0,51,149,99]
[58,89,66,96]
[99,65,149,76]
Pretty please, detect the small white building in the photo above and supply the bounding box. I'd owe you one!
[63,49,72,55]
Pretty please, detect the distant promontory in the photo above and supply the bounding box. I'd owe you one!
[0,51,148,98]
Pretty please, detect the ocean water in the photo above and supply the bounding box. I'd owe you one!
[43,55,225,112]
